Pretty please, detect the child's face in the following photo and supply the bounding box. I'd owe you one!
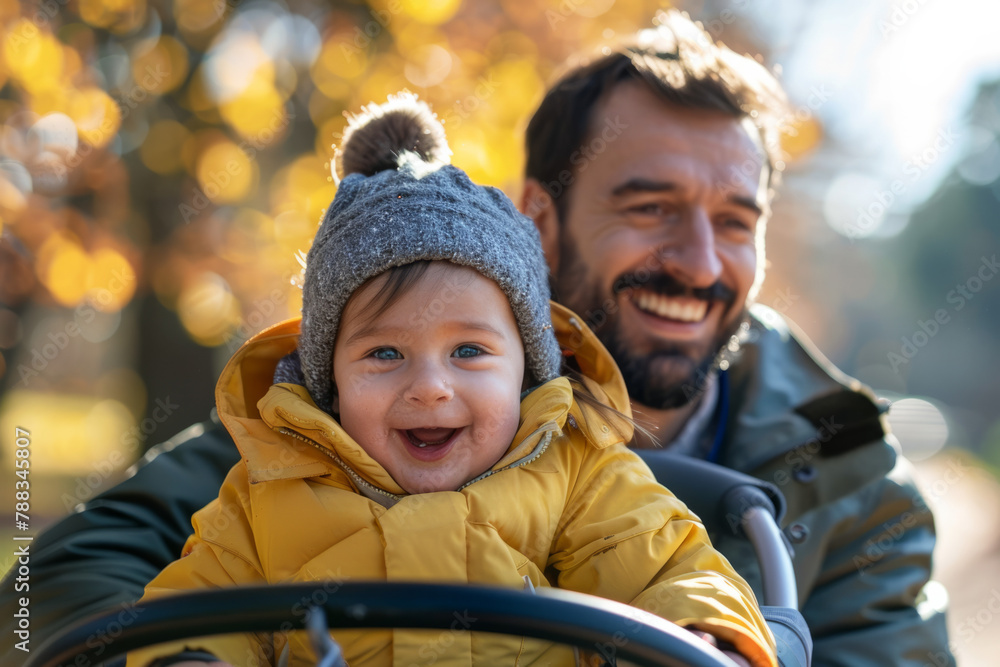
[332,262,526,494]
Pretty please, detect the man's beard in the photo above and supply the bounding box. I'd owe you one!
[599,312,748,409]
[553,232,750,410]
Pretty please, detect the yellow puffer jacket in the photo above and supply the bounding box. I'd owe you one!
[128,303,776,667]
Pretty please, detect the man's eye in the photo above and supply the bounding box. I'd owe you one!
[453,345,483,359]
[627,203,682,223]
[722,217,753,232]
[630,203,664,215]
[372,348,402,361]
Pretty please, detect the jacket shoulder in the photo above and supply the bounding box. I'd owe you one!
[726,306,890,468]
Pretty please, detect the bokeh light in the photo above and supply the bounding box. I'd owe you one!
[887,397,951,462]
[131,35,189,96]
[0,390,134,474]
[69,87,122,148]
[396,0,463,25]
[37,232,91,306]
[87,246,137,313]
[195,138,256,204]
[177,271,242,346]
[79,0,148,35]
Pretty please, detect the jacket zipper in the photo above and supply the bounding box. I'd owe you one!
[458,427,556,491]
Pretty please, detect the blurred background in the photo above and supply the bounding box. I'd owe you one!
[0,0,997,662]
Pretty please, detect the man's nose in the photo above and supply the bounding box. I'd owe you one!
[403,361,454,405]
[659,208,723,288]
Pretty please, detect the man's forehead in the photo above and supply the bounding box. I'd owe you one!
[589,82,769,202]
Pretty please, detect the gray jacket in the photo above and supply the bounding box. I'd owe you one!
[712,306,954,666]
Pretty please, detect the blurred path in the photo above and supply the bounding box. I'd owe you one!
[914,451,1000,666]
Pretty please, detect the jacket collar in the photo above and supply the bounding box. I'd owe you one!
[214,303,628,492]
[722,304,889,472]
[549,301,635,447]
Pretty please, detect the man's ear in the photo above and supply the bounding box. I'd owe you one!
[519,178,560,275]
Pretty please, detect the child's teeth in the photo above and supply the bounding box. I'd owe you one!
[408,428,454,447]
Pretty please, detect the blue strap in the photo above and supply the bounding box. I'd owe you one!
[706,370,729,464]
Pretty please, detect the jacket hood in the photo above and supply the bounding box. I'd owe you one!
[214,302,631,496]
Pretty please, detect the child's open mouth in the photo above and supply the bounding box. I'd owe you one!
[405,428,456,447]
[399,427,462,461]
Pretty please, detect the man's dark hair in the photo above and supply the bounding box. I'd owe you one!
[525,10,789,221]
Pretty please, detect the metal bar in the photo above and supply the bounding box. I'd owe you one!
[26,582,736,667]
[742,507,799,609]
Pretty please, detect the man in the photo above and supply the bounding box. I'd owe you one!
[2,11,952,667]
[519,11,953,667]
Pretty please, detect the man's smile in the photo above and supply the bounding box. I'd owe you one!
[629,288,709,323]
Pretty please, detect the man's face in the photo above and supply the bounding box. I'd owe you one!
[549,82,768,409]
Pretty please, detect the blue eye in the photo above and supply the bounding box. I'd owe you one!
[454,345,483,359]
[372,348,402,361]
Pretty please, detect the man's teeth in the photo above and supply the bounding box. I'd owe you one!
[634,292,707,322]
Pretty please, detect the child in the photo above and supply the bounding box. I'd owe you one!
[127,93,776,667]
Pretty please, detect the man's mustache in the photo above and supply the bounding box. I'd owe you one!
[612,271,737,305]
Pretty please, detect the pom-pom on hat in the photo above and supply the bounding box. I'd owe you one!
[287,92,561,413]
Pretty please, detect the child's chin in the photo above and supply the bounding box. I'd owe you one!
[403,480,460,494]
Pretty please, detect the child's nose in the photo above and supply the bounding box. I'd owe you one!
[403,362,454,405]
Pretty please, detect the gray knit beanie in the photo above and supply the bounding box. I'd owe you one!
[280,92,561,413]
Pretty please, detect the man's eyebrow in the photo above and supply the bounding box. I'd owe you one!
[610,178,678,198]
[725,194,764,218]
